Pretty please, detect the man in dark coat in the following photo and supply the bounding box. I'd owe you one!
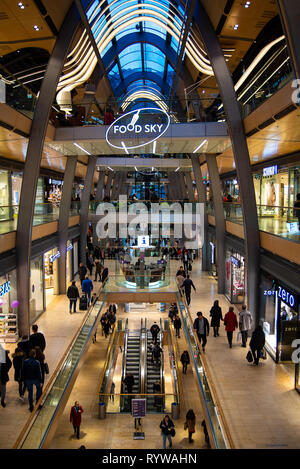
[23,349,43,412]
[67,281,80,313]
[193,312,210,352]
[173,315,182,338]
[250,325,265,365]
[101,266,109,284]
[0,349,12,407]
[209,300,223,337]
[182,275,196,306]
[30,324,46,352]
[78,263,87,286]
[18,335,32,358]
[150,322,160,343]
[124,373,135,394]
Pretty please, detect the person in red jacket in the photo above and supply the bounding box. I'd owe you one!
[224,306,238,348]
[70,401,84,439]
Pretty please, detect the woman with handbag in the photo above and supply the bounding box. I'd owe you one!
[184,409,196,442]
[224,307,238,348]
[159,414,175,449]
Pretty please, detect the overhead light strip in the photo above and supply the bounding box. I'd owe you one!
[73,142,91,155]
[193,139,207,153]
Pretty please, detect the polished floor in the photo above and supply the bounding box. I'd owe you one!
[1,259,300,448]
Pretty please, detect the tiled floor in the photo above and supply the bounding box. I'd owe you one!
[2,258,300,449]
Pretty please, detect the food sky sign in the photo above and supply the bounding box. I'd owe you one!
[105,107,170,151]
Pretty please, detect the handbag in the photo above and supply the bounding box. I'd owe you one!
[246,350,253,363]
[170,428,176,437]
[44,362,49,374]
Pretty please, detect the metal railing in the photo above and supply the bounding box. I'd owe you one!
[14,292,107,449]
[176,292,234,449]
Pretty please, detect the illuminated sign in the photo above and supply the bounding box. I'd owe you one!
[138,235,150,248]
[67,243,73,252]
[49,252,61,263]
[230,256,240,267]
[278,285,296,308]
[0,281,10,297]
[263,165,278,177]
[105,107,170,151]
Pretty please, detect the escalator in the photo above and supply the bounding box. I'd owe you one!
[146,319,164,412]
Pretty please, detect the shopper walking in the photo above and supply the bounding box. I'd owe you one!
[224,306,238,348]
[78,263,87,286]
[250,325,265,365]
[150,322,160,343]
[23,349,43,412]
[87,253,94,276]
[103,318,111,338]
[0,349,12,407]
[94,259,102,281]
[124,373,135,394]
[173,314,182,338]
[29,324,46,352]
[182,275,196,306]
[34,346,46,389]
[209,300,223,337]
[176,266,186,278]
[180,350,190,374]
[67,281,80,314]
[239,305,253,347]
[70,401,84,439]
[185,409,196,443]
[81,276,93,305]
[12,347,26,402]
[160,415,175,449]
[193,312,209,352]
[101,266,109,284]
[18,335,32,358]
[110,381,115,403]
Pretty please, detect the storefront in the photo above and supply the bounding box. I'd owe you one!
[225,250,246,304]
[208,240,217,278]
[0,270,18,342]
[261,272,299,363]
[0,169,10,221]
[43,248,60,308]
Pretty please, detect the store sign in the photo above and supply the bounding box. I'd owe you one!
[67,243,73,252]
[132,399,146,418]
[287,222,298,233]
[230,256,240,268]
[49,252,61,263]
[210,242,215,265]
[105,107,170,151]
[0,281,10,297]
[277,285,296,308]
[263,165,278,177]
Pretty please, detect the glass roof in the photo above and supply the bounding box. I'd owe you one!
[86,0,186,106]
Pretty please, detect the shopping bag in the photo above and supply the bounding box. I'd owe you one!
[246,350,253,363]
[237,331,242,342]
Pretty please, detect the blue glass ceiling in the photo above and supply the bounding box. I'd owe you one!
[85,0,186,103]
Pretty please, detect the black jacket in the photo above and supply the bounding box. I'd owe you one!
[160,418,175,435]
[176,270,186,278]
[180,351,190,364]
[250,327,265,350]
[102,267,108,283]
[193,317,210,336]
[182,278,196,293]
[30,332,46,352]
[67,285,80,299]
[12,350,26,382]
[23,357,43,382]
[0,352,12,383]
[18,338,32,358]
[174,317,182,329]
[210,306,223,327]
[150,324,160,336]
[79,265,87,280]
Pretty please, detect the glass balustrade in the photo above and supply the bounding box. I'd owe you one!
[0,202,80,236]
[16,295,107,449]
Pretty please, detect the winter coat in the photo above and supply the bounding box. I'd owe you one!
[193,317,210,336]
[180,352,190,365]
[23,357,43,382]
[0,352,12,384]
[176,269,186,278]
[30,332,46,352]
[18,338,32,358]
[210,305,223,327]
[174,317,181,330]
[239,309,253,332]
[250,327,265,350]
[150,324,160,336]
[224,311,238,332]
[160,418,175,435]
[67,285,80,300]
[70,405,83,426]
[185,416,196,433]
[102,268,109,283]
[12,350,26,382]
[78,265,87,280]
[81,278,93,294]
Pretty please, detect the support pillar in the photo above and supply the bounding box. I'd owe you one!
[16,4,79,337]
[206,155,225,293]
[191,155,209,271]
[195,2,260,321]
[80,157,97,264]
[277,1,300,80]
[93,170,105,245]
[185,171,195,201]
[58,155,78,294]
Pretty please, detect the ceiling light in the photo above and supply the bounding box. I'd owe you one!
[18,2,25,9]
[121,141,129,154]
[175,167,180,172]
[234,24,239,30]
[73,142,91,155]
[34,25,40,31]
[245,1,251,7]
[107,166,114,171]
[193,139,208,153]
[153,140,156,154]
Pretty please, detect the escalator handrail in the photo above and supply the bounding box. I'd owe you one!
[120,317,129,394]
[176,292,234,449]
[139,318,146,395]
[144,318,147,395]
[159,318,165,395]
[167,317,182,399]
[14,291,107,449]
[97,320,119,396]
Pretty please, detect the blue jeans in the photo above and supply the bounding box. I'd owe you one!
[26,379,42,410]
[162,432,172,449]
[69,299,77,312]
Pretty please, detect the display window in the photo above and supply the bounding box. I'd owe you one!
[209,241,217,278]
[262,278,299,363]
[30,255,44,324]
[44,248,59,307]
[0,170,10,221]
[0,270,18,342]
[73,241,79,276]
[66,240,73,285]
[225,250,245,304]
